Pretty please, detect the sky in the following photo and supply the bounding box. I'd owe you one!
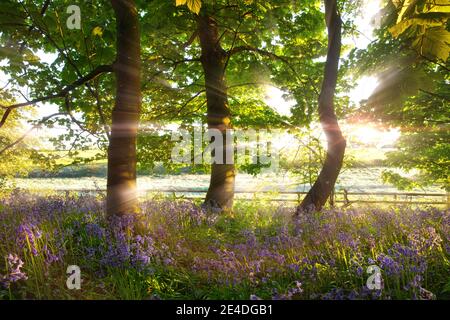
[1,0,395,148]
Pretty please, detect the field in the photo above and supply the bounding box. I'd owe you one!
[13,167,442,195]
[18,147,440,195]
[0,192,449,300]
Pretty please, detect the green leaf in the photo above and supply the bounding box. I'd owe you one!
[396,0,419,23]
[423,0,450,14]
[92,26,103,37]
[389,17,444,38]
[412,27,450,61]
[174,0,201,14]
[186,0,201,14]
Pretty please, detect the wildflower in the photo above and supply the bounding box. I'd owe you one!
[356,266,364,277]
[17,223,42,256]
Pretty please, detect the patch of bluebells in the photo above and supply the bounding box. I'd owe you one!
[66,214,159,272]
[0,192,449,299]
[319,286,384,300]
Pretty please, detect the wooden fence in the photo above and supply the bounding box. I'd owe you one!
[38,188,449,207]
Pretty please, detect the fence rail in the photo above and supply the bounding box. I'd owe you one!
[21,188,449,206]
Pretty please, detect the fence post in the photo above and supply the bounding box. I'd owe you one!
[447,192,450,209]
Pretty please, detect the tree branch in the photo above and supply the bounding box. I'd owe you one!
[0,112,66,155]
[419,89,450,102]
[228,45,288,61]
[182,30,198,48]
[0,64,113,129]
[64,95,98,137]
[228,45,319,95]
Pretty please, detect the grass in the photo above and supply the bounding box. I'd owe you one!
[0,191,449,300]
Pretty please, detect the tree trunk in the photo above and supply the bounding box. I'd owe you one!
[297,0,346,213]
[107,0,141,217]
[197,15,235,210]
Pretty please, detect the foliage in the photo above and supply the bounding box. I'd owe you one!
[348,0,450,191]
[0,95,41,186]
[0,0,114,166]
[0,0,363,181]
[382,127,450,191]
[388,0,450,62]
[137,0,361,175]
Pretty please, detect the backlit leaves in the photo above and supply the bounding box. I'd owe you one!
[388,0,450,61]
[389,17,443,38]
[92,26,103,37]
[175,0,201,14]
[412,27,450,61]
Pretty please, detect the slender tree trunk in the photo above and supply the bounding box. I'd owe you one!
[297,0,346,213]
[197,15,235,210]
[107,0,141,217]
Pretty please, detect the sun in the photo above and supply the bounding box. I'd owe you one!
[353,126,380,144]
[264,85,295,117]
[350,124,400,146]
[349,76,379,105]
